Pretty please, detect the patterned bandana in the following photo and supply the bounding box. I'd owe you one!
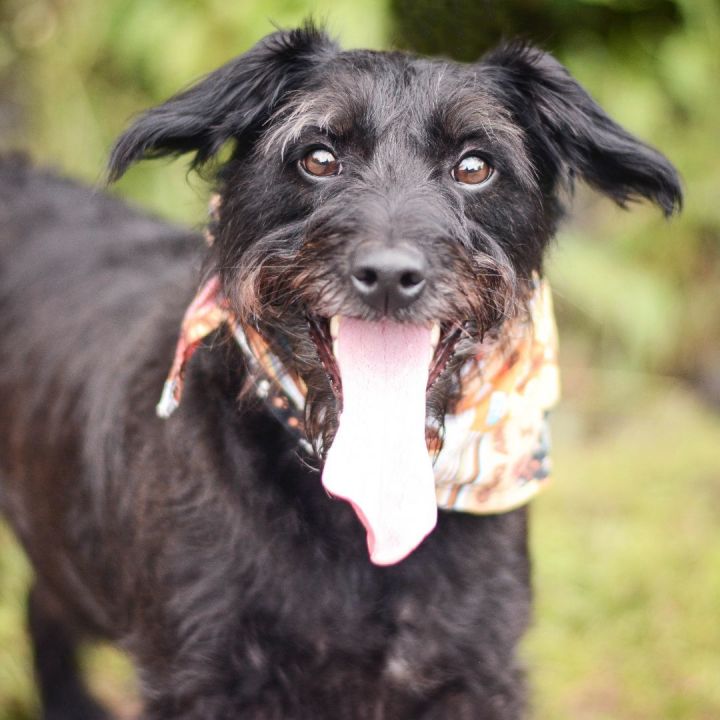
[157,273,560,516]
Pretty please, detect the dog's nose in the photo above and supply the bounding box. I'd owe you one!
[350,244,427,312]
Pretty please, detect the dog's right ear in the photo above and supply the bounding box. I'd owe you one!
[107,24,337,182]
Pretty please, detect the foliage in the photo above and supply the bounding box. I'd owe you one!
[0,0,387,223]
[389,0,683,63]
[0,1,718,718]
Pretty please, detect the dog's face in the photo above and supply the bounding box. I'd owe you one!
[109,24,680,563]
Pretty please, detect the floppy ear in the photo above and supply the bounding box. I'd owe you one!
[108,24,338,181]
[484,43,682,216]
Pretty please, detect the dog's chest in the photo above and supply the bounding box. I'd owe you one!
[233,546,477,692]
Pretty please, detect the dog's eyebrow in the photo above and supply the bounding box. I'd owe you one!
[435,90,536,188]
[261,90,359,159]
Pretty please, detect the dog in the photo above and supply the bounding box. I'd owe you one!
[0,23,681,720]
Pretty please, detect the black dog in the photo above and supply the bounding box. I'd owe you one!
[0,24,680,720]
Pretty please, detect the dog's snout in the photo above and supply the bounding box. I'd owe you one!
[350,244,427,312]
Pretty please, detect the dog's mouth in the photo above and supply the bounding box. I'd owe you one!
[306,314,463,567]
[307,315,462,400]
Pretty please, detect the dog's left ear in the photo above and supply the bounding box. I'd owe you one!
[108,24,338,181]
[484,43,682,216]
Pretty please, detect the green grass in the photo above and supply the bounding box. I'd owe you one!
[0,524,33,720]
[2,362,719,718]
[526,364,720,719]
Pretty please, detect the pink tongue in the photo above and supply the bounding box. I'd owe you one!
[322,317,437,566]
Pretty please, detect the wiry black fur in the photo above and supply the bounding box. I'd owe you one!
[1,23,680,720]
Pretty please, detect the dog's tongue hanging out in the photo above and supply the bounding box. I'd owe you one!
[322,317,437,566]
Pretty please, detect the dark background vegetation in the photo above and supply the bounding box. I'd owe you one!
[0,0,718,718]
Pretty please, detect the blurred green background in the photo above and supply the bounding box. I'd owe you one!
[1,0,719,718]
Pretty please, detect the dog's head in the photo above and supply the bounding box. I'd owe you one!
[109,24,681,563]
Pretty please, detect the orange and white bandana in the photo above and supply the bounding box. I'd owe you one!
[157,276,560,515]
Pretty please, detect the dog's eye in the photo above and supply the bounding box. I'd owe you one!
[452,155,493,186]
[300,148,341,178]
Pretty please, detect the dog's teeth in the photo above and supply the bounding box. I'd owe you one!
[430,323,441,350]
[332,338,339,357]
[330,315,340,340]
